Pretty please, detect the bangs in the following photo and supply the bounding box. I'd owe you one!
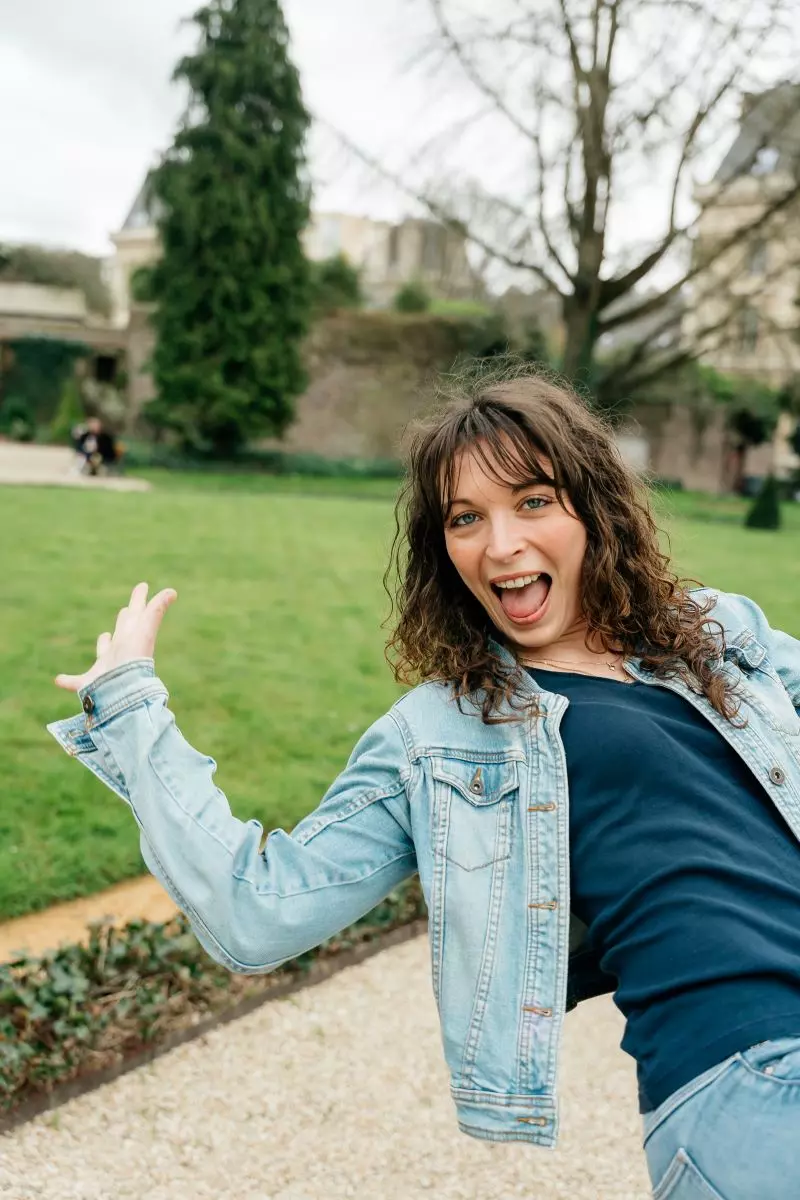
[430,404,565,519]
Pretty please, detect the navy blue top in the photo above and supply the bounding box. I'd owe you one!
[526,667,800,1112]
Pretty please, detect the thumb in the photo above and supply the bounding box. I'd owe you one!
[55,673,86,692]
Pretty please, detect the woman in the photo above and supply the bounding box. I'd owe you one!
[50,367,800,1198]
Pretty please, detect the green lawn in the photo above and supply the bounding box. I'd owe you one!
[653,489,800,633]
[0,475,798,921]
[135,467,403,500]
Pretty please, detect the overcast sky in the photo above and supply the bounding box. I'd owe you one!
[0,0,428,255]
[1,0,797,281]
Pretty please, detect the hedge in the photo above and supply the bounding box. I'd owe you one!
[122,441,404,478]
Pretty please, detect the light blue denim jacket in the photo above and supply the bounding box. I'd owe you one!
[48,589,800,1147]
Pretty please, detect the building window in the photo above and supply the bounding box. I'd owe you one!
[747,238,768,275]
[387,225,400,269]
[751,145,779,176]
[737,305,759,353]
[94,355,118,384]
[421,225,446,274]
[318,216,341,258]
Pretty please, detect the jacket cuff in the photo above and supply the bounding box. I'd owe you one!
[77,659,168,728]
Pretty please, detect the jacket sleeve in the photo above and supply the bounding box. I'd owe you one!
[47,660,418,974]
[714,591,800,710]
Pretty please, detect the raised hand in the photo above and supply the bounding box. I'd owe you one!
[55,582,177,694]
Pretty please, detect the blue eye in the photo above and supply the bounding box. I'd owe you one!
[450,511,477,528]
[522,496,549,510]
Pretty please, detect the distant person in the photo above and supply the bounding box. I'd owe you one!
[72,416,117,476]
[49,365,800,1199]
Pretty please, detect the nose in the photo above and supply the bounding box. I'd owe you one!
[485,513,529,564]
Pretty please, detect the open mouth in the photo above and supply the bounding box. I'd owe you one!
[491,573,552,623]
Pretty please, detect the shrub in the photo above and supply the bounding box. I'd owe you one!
[310,255,363,314]
[0,338,90,426]
[49,377,85,445]
[393,280,431,313]
[0,396,35,442]
[744,474,782,530]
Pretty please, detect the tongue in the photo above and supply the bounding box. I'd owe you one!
[499,577,550,620]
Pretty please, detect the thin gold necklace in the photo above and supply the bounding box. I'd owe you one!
[524,654,626,676]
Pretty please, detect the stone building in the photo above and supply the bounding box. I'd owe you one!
[108,180,480,329]
[0,279,126,400]
[682,83,800,482]
[302,212,480,308]
[110,179,483,424]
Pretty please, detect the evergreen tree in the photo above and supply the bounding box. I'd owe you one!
[745,474,782,531]
[144,0,312,455]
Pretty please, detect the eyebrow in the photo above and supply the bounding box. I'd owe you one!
[445,479,554,513]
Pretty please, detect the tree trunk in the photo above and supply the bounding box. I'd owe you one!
[728,442,746,495]
[561,296,600,390]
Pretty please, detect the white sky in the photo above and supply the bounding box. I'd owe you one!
[0,0,427,255]
[1,0,797,284]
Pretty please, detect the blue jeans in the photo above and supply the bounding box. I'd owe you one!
[642,1036,800,1198]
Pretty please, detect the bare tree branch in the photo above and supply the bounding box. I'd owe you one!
[599,177,800,335]
[326,0,800,389]
[599,247,800,394]
[530,97,573,281]
[428,0,539,144]
[600,12,778,308]
[314,113,566,295]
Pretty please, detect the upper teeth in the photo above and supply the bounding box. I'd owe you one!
[495,574,541,589]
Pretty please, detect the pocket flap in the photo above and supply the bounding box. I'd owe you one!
[431,758,519,806]
[724,629,767,670]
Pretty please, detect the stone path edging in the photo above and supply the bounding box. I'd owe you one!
[0,875,178,964]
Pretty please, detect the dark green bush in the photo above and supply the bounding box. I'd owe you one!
[310,254,363,314]
[0,338,90,425]
[744,474,782,530]
[0,396,35,442]
[393,280,431,313]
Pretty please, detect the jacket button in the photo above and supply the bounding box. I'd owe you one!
[82,694,95,715]
[469,768,484,795]
[769,766,786,786]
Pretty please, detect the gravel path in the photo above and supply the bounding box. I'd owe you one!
[0,444,149,491]
[0,935,652,1200]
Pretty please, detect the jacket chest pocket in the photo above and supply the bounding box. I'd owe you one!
[431,757,519,872]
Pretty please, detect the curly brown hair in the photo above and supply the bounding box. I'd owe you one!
[384,362,739,724]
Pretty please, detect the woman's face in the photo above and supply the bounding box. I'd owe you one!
[443,443,589,655]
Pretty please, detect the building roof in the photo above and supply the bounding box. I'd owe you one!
[714,83,800,183]
[120,176,163,231]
